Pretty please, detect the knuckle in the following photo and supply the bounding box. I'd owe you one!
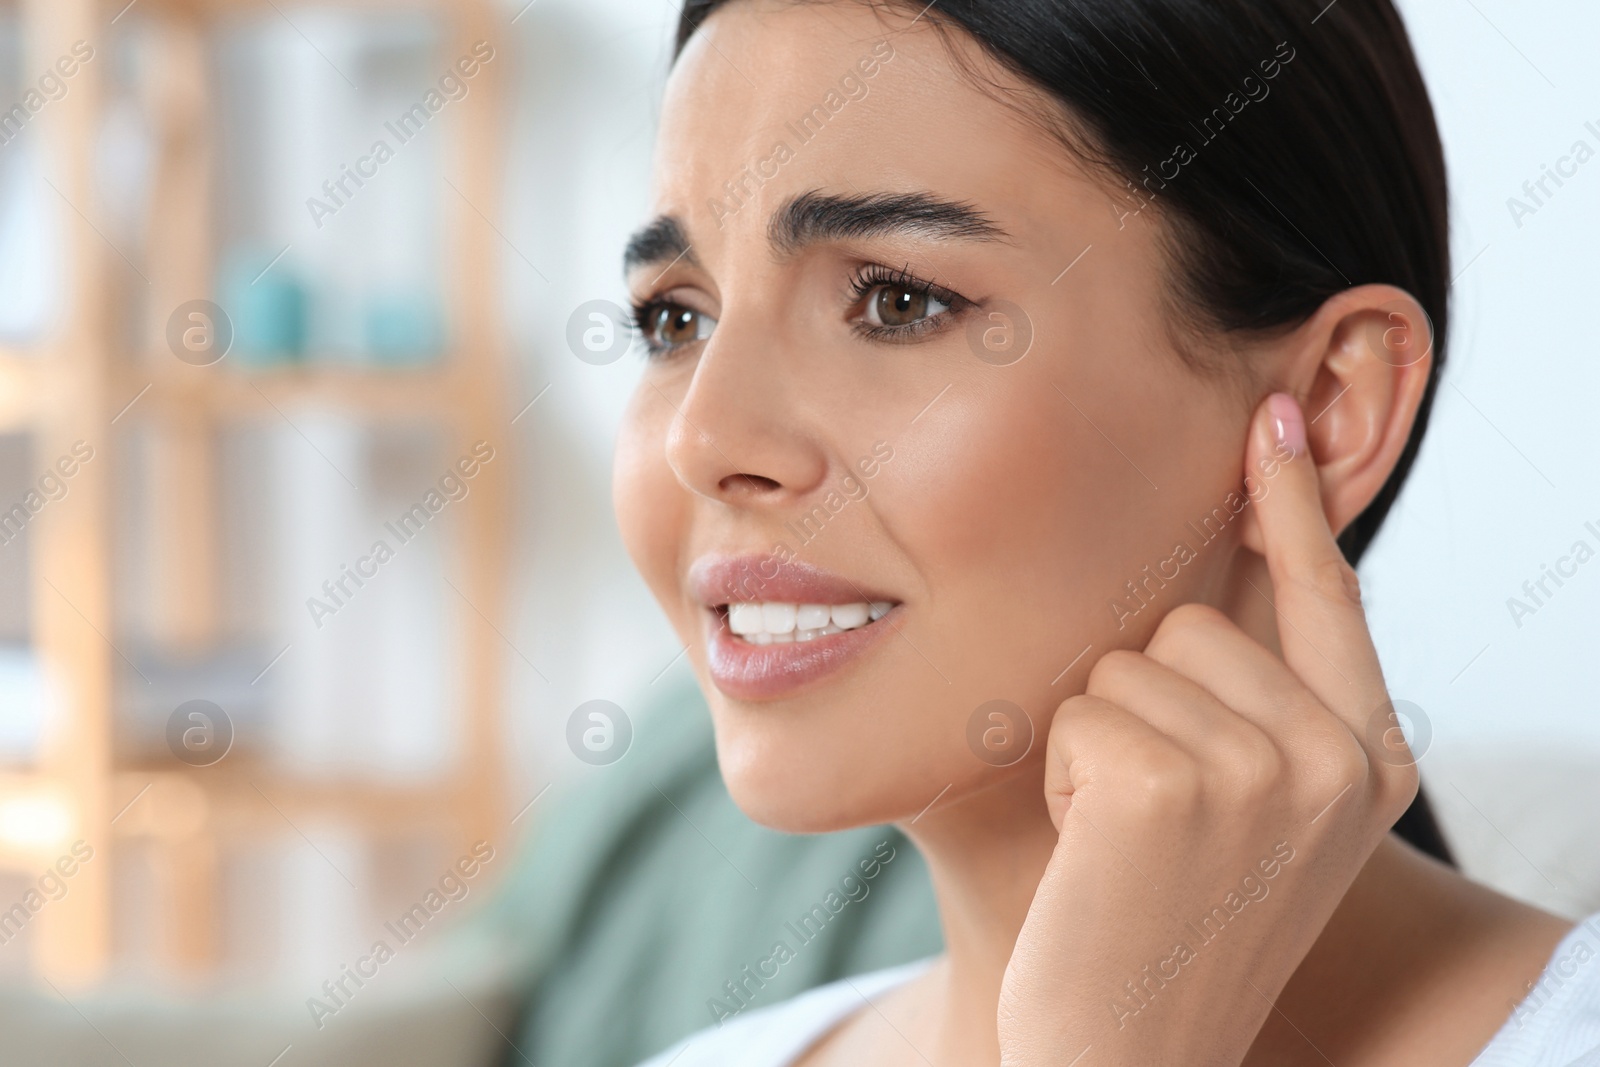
[1166,601,1230,632]
[1053,691,1113,725]
[1086,648,1144,694]
[1041,749,1075,800]
[1120,752,1202,815]
[1376,759,1421,819]
[1313,735,1371,794]
[1146,602,1228,658]
[1295,553,1365,608]
[1299,729,1363,796]
[1227,737,1285,798]
[1047,694,1112,751]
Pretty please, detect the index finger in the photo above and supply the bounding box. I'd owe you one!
[1247,391,1389,736]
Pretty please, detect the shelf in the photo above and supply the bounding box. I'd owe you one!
[2,359,473,433]
[0,765,475,873]
[0,771,77,872]
[135,361,469,421]
[0,354,37,433]
[10,0,513,986]
[0,345,44,365]
[108,766,470,835]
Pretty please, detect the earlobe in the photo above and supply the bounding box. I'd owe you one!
[1236,285,1433,558]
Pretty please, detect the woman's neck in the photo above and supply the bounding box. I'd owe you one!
[901,766,1061,1062]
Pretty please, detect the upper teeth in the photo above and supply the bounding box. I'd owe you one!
[727,600,892,643]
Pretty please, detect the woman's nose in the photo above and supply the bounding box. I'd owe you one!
[662,320,829,508]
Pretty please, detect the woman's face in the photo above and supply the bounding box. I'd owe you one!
[615,0,1264,831]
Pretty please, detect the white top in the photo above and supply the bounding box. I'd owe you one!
[639,914,1600,1067]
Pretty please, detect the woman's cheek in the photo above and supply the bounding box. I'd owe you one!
[613,387,686,619]
[882,383,1127,600]
[854,393,1089,729]
[874,362,1220,706]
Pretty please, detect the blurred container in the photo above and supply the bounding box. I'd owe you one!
[217,248,309,364]
[362,289,443,365]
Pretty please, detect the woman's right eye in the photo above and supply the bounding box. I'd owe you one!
[633,300,717,358]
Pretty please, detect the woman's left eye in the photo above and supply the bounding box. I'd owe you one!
[849,266,967,340]
[863,284,952,328]
[631,299,717,359]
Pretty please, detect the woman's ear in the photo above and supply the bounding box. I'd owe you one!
[1237,284,1434,557]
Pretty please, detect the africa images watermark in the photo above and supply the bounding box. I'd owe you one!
[305,441,496,629]
[305,840,496,1029]
[1110,436,1295,630]
[0,440,96,548]
[0,40,95,149]
[1507,916,1600,1031]
[305,40,496,229]
[706,839,899,1026]
[1505,118,1600,230]
[1109,839,1297,1029]
[1505,517,1600,629]
[0,840,95,948]
[1112,40,1297,230]
[707,38,896,229]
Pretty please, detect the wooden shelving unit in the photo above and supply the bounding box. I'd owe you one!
[0,0,515,986]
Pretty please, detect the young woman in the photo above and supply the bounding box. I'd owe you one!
[614,1,1600,1063]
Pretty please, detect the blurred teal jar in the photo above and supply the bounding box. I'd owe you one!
[217,248,310,364]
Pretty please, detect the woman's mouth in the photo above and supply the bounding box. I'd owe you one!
[688,555,902,700]
[703,598,901,699]
[721,599,893,644]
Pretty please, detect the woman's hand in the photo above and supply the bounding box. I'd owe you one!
[996,392,1420,1067]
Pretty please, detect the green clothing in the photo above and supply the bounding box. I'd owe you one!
[486,678,943,1067]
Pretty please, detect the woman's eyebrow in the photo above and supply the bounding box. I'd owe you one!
[768,188,1011,256]
[622,215,699,278]
[621,188,1010,278]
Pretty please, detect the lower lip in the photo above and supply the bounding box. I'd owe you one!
[703,606,900,701]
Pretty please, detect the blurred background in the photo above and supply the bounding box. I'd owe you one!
[0,0,1596,1063]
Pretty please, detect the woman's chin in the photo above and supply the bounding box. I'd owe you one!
[715,737,934,834]
[726,789,868,835]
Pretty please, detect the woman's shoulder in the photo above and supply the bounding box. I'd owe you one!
[633,956,937,1067]
[1473,912,1600,1066]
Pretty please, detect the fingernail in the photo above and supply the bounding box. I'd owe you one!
[1268,392,1306,457]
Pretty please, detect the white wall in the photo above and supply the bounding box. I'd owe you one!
[1364,0,1600,751]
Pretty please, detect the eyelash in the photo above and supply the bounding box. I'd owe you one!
[628,297,704,361]
[627,262,972,360]
[628,300,669,359]
[846,262,971,343]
